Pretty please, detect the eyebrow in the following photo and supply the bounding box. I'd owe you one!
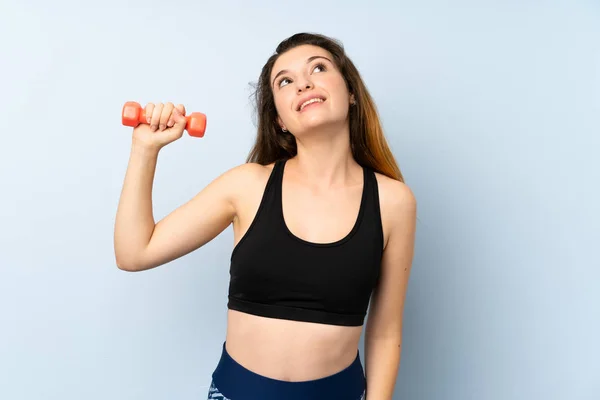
[272,55,332,87]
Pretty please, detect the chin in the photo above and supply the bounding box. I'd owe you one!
[293,122,343,139]
[295,113,348,134]
[303,117,329,129]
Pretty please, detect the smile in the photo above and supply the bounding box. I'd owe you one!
[298,97,325,111]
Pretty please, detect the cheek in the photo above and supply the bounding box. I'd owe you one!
[320,75,349,102]
[274,93,293,119]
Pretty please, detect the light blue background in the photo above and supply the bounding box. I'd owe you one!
[1,1,598,399]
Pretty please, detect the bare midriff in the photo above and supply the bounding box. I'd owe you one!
[224,309,363,382]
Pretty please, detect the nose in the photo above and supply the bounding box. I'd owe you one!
[296,78,313,93]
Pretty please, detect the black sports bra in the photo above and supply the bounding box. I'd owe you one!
[227,159,384,326]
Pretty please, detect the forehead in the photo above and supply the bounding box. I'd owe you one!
[271,45,334,78]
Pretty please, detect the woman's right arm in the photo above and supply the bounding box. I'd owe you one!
[113,101,240,272]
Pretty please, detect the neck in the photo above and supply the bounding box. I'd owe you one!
[289,125,361,187]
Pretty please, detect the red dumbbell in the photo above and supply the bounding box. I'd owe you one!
[121,101,207,138]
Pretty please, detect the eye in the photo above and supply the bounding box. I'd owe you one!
[276,62,327,88]
[312,62,327,73]
[277,77,291,88]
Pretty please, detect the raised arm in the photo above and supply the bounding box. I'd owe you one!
[113,101,240,272]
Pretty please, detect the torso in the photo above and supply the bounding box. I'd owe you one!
[225,159,390,381]
[225,310,362,381]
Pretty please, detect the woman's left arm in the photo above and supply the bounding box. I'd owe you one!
[364,181,417,400]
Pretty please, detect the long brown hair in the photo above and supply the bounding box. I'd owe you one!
[246,32,404,182]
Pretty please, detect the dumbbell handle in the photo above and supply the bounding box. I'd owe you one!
[121,101,206,137]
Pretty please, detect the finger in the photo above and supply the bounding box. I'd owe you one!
[172,107,187,128]
[161,102,174,130]
[175,104,186,116]
[166,115,186,141]
[167,103,183,128]
[167,103,176,128]
[144,103,155,125]
[150,103,163,131]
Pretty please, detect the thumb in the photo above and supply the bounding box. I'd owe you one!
[172,107,188,129]
[164,108,187,142]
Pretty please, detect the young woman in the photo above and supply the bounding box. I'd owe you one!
[114,32,417,400]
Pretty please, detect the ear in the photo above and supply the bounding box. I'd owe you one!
[277,115,287,131]
[349,93,356,105]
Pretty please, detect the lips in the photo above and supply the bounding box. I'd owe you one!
[297,95,326,111]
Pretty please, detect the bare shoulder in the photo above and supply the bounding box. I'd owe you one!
[225,162,274,180]
[220,162,274,192]
[374,172,417,246]
[189,161,274,211]
[217,162,275,206]
[374,172,417,212]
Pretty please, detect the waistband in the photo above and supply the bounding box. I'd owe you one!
[211,341,366,400]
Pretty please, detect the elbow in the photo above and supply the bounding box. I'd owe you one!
[114,240,147,271]
[115,253,157,272]
[115,258,137,272]
[114,253,143,272]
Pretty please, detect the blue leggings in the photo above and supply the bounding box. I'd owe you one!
[207,342,366,400]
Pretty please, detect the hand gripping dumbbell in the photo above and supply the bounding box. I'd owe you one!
[121,101,207,138]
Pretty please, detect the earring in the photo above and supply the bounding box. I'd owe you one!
[281,127,287,132]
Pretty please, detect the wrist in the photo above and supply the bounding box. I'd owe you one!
[130,140,161,157]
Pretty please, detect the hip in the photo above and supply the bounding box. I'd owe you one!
[208,341,366,400]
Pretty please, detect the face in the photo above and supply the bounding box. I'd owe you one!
[270,44,355,135]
